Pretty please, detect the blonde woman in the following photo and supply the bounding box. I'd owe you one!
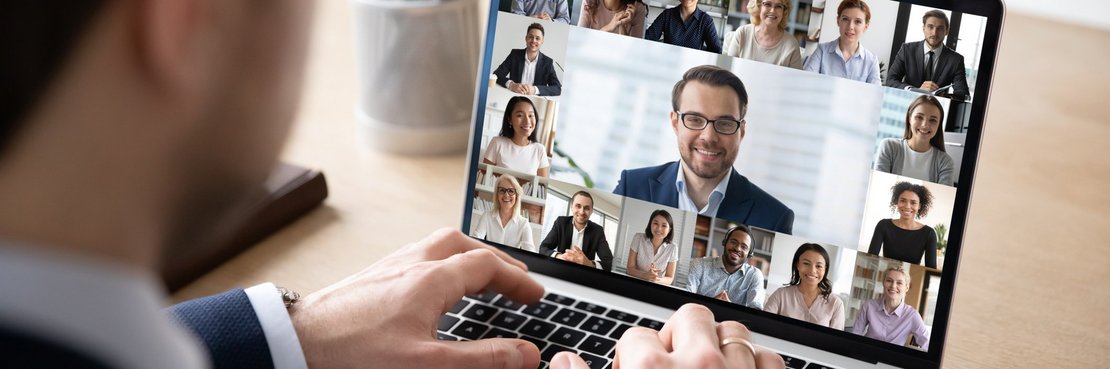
[850,266,930,350]
[724,0,802,69]
[473,174,537,252]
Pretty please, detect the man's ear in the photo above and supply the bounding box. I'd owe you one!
[132,0,205,99]
[670,111,680,134]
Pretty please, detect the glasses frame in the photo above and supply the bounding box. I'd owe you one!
[675,111,745,135]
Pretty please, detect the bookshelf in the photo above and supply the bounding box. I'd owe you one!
[845,253,930,329]
[691,217,775,284]
[472,164,548,242]
[725,0,817,49]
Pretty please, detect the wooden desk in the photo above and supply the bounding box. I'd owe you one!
[172,2,1110,367]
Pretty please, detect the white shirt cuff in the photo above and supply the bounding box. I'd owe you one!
[244,283,308,369]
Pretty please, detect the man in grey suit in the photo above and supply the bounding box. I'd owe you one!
[885,10,971,101]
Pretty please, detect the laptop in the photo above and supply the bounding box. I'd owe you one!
[450,0,1005,368]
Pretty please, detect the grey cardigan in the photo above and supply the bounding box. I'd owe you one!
[874,138,955,186]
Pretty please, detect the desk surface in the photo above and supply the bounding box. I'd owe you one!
[172,2,1110,368]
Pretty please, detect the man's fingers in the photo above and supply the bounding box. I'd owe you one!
[755,347,787,369]
[433,338,540,369]
[658,304,719,354]
[614,327,669,369]
[550,352,590,369]
[397,228,528,271]
[421,248,544,311]
[716,321,757,369]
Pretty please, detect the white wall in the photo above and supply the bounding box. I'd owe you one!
[855,171,956,258]
[818,0,900,72]
[1007,0,1110,30]
[492,12,570,81]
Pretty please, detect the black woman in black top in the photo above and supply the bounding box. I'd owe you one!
[868,182,938,268]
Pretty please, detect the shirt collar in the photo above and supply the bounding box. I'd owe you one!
[829,39,863,60]
[675,160,731,214]
[923,41,944,56]
[713,257,751,275]
[880,300,908,317]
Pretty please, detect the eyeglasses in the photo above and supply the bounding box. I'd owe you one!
[761,1,786,11]
[496,187,517,196]
[676,112,744,135]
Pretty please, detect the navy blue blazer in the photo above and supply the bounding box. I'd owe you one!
[613,161,794,234]
[2,288,273,369]
[492,49,562,96]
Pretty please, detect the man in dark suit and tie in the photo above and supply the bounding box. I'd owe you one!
[0,2,548,368]
[613,65,794,235]
[885,10,971,101]
[492,22,563,96]
[538,191,615,271]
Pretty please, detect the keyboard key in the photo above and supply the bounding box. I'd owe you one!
[462,304,499,322]
[436,332,458,341]
[552,308,587,327]
[544,293,577,306]
[574,301,607,314]
[804,363,836,369]
[548,327,587,347]
[450,320,489,340]
[579,352,609,369]
[448,299,469,314]
[483,327,519,339]
[438,315,460,332]
[578,334,616,356]
[605,309,639,323]
[522,301,559,319]
[494,295,525,310]
[637,317,664,330]
[521,319,557,339]
[609,323,633,340]
[490,311,528,330]
[469,290,498,303]
[539,344,575,362]
[780,354,807,369]
[519,335,548,350]
[580,316,617,335]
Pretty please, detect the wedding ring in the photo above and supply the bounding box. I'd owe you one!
[719,336,756,356]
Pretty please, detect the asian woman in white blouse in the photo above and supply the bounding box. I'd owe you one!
[482,96,551,177]
[625,209,679,285]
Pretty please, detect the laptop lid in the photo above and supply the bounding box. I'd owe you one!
[462,1,1004,368]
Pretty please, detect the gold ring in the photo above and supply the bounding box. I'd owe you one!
[719,336,756,356]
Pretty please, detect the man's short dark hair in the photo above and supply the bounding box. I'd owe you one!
[527,23,545,36]
[671,65,749,119]
[1,1,108,156]
[923,9,950,30]
[570,191,593,206]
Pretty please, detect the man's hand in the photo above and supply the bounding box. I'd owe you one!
[537,12,553,21]
[919,81,940,91]
[551,304,786,369]
[714,290,730,302]
[288,228,545,369]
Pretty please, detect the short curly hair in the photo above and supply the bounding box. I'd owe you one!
[889,182,933,219]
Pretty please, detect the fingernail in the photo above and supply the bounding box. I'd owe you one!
[514,342,531,369]
[550,352,569,369]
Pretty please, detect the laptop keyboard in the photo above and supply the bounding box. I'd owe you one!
[437,291,837,369]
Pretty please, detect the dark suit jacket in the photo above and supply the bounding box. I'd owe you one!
[492,49,562,96]
[4,288,273,369]
[539,216,614,271]
[613,161,794,235]
[885,41,970,100]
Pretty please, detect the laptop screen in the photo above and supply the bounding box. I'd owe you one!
[464,0,1002,366]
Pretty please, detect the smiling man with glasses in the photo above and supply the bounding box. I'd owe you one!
[614,65,794,234]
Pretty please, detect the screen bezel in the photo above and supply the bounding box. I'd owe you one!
[460,1,1006,368]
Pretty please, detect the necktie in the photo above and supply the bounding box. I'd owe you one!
[925,51,935,82]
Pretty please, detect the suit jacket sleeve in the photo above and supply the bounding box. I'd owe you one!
[613,170,628,196]
[593,230,614,272]
[538,217,564,256]
[947,53,971,100]
[492,52,515,88]
[885,44,913,89]
[166,289,275,369]
[536,56,562,96]
[775,208,795,235]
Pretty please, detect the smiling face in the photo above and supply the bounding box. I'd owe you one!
[895,190,921,220]
[883,269,909,303]
[908,103,942,143]
[570,193,594,229]
[796,250,827,288]
[495,177,519,210]
[759,1,787,28]
[525,29,544,54]
[510,101,536,141]
[722,230,752,269]
[837,7,870,44]
[649,215,672,242]
[671,81,744,182]
[923,15,949,49]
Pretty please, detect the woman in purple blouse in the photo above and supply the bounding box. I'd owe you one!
[850,266,930,350]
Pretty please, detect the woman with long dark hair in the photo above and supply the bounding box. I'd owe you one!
[625,209,679,285]
[764,243,845,329]
[481,96,551,176]
[874,95,956,186]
